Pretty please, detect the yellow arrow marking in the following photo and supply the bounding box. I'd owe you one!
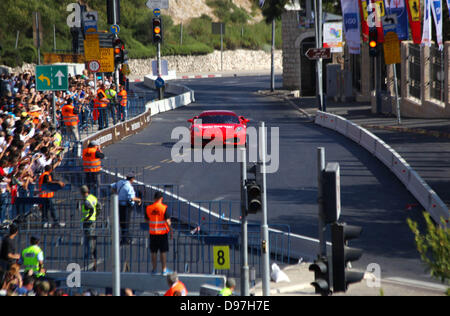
[38,74,51,86]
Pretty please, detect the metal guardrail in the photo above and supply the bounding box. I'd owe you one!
[1,163,292,279]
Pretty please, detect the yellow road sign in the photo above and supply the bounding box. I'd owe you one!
[213,246,230,270]
[44,53,85,64]
[99,48,115,73]
[84,34,100,61]
[383,32,401,65]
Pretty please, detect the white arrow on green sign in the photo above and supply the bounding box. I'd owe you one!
[36,65,69,91]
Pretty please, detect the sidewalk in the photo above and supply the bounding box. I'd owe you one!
[261,92,450,212]
[251,263,447,296]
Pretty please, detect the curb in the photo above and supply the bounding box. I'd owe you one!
[256,90,314,121]
[362,124,450,140]
[178,74,223,80]
[314,111,450,226]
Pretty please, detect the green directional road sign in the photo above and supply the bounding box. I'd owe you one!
[36,65,69,91]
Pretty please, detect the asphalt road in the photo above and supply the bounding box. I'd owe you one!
[104,75,433,283]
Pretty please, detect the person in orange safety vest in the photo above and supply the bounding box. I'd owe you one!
[164,272,187,296]
[117,85,128,122]
[82,140,105,196]
[146,191,172,275]
[38,165,65,228]
[61,98,80,144]
[94,90,109,130]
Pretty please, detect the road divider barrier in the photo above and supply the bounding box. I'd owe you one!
[81,78,194,148]
[315,111,449,226]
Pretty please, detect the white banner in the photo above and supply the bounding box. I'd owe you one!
[323,22,344,53]
[341,0,362,54]
[422,0,432,46]
[431,0,443,50]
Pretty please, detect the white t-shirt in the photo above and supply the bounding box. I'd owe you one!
[31,154,52,174]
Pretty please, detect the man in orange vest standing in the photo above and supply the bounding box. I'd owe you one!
[117,85,128,122]
[61,98,80,156]
[94,90,109,130]
[38,165,65,228]
[82,140,105,197]
[145,192,173,275]
[164,272,188,296]
[61,98,80,140]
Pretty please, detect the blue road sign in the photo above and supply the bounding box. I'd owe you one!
[153,8,161,17]
[155,76,165,88]
[110,24,120,34]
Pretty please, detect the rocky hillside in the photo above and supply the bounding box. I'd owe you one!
[166,0,263,24]
[0,0,279,67]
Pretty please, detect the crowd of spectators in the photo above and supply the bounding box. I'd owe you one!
[0,70,118,223]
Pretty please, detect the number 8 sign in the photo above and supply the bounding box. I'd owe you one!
[213,246,230,270]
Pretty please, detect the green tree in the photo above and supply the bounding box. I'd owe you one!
[258,0,292,23]
[407,213,450,288]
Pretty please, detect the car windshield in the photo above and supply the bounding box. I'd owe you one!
[196,115,240,124]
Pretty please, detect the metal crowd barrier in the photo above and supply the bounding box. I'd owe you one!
[10,223,291,279]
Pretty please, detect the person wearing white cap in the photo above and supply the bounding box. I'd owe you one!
[110,173,142,245]
[82,140,105,197]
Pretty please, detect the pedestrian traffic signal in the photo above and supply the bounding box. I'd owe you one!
[113,38,124,65]
[309,257,331,296]
[152,17,163,44]
[246,180,262,214]
[369,28,378,57]
[331,222,364,293]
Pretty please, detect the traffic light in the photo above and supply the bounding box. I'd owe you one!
[122,49,129,64]
[309,257,331,296]
[152,17,163,44]
[107,0,121,25]
[246,180,262,214]
[113,38,124,65]
[369,28,378,57]
[331,222,364,293]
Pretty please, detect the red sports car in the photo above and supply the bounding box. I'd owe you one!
[188,110,250,147]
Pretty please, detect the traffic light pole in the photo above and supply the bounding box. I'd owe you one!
[314,0,324,111]
[112,0,120,87]
[260,122,270,296]
[240,148,250,296]
[317,147,327,258]
[270,20,275,92]
[157,42,164,100]
[393,65,401,124]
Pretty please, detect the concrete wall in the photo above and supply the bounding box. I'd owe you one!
[282,11,302,90]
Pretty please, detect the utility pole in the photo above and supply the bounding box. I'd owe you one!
[313,0,324,111]
[260,122,270,296]
[220,23,224,72]
[270,20,276,92]
[317,147,327,257]
[53,24,57,52]
[112,193,120,296]
[240,148,250,296]
[112,0,120,87]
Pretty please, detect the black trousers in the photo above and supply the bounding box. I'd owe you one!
[119,204,133,242]
[86,172,100,197]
